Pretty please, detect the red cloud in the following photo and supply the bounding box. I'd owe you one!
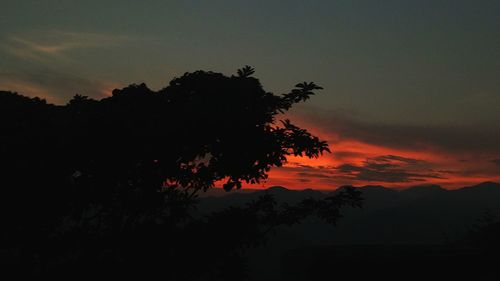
[258,111,500,190]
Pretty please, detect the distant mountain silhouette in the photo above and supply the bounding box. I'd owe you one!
[202,182,500,280]
[200,182,500,244]
[266,185,289,191]
[460,181,500,192]
[471,181,498,188]
[403,184,446,193]
[262,186,325,203]
[198,185,325,214]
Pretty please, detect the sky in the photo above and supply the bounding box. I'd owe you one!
[1,0,499,189]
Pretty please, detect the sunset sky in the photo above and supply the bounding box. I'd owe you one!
[2,1,499,189]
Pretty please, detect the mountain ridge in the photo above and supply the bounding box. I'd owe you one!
[198,181,500,245]
[204,181,500,198]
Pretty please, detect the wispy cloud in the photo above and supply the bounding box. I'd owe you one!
[1,30,132,62]
[0,68,122,104]
[0,79,54,102]
[0,30,131,103]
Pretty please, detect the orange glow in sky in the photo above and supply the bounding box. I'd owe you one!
[230,114,500,190]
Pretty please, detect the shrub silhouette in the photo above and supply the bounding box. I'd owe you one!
[0,67,361,280]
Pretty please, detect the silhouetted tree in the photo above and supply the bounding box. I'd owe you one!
[0,67,361,280]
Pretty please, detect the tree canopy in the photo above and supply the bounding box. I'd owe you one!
[0,67,360,280]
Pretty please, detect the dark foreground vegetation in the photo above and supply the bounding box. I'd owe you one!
[0,67,361,280]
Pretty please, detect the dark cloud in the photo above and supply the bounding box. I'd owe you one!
[297,179,311,183]
[335,155,445,183]
[332,151,366,159]
[289,154,446,184]
[295,109,500,155]
[491,159,500,167]
[296,172,332,179]
[370,155,428,166]
[336,164,443,183]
